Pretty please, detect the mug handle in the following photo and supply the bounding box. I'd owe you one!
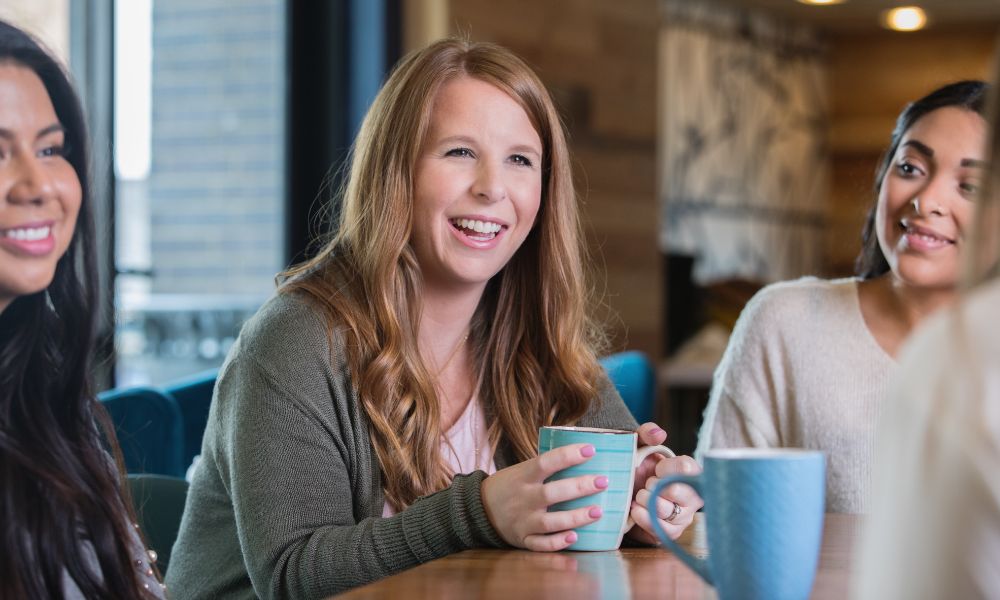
[648,475,713,585]
[621,445,675,535]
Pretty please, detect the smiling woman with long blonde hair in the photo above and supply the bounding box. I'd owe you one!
[167,38,701,599]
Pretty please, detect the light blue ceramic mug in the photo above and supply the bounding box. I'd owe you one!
[648,448,825,600]
[539,426,675,551]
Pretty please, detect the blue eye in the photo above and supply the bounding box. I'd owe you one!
[510,154,533,167]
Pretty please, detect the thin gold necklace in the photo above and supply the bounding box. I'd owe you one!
[435,331,469,376]
[435,331,483,472]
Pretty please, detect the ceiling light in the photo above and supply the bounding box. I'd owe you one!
[796,0,846,5]
[882,6,928,31]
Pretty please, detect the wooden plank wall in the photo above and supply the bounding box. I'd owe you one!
[447,0,663,358]
[825,28,998,275]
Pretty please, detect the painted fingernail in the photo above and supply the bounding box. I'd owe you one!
[595,476,609,489]
[589,506,603,519]
[566,531,578,543]
[580,444,596,457]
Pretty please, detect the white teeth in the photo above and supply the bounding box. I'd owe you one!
[4,226,51,241]
[453,218,502,234]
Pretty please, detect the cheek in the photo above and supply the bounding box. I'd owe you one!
[875,183,897,231]
[57,168,83,247]
[954,202,974,238]
[517,179,543,225]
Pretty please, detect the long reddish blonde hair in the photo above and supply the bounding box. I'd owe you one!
[280,38,607,510]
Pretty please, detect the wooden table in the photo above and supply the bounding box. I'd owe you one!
[339,513,862,599]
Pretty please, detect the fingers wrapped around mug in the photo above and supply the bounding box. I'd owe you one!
[480,443,608,551]
[628,456,704,542]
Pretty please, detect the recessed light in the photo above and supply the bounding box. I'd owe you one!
[882,6,928,31]
[796,0,846,5]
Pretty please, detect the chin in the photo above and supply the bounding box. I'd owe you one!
[893,268,958,291]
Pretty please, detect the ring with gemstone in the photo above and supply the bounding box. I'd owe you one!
[665,502,683,523]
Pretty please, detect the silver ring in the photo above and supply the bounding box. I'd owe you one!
[665,502,683,523]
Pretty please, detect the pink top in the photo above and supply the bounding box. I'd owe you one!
[382,394,496,517]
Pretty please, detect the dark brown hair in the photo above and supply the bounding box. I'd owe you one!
[0,20,151,599]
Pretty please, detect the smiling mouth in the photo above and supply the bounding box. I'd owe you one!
[449,218,506,241]
[2,225,52,241]
[900,222,955,247]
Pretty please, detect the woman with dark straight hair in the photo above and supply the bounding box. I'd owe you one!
[698,80,990,514]
[0,20,162,598]
[856,59,1000,600]
[857,80,990,279]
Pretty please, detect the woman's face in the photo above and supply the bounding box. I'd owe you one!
[876,106,986,291]
[0,64,81,313]
[411,76,543,295]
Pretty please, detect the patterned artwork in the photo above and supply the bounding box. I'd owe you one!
[660,0,829,284]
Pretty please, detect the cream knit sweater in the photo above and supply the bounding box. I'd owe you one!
[855,279,1000,600]
[696,277,896,513]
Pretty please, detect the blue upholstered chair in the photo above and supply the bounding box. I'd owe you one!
[98,387,185,478]
[127,473,189,574]
[163,368,219,470]
[599,351,656,424]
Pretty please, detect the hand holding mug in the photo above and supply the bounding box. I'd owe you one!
[537,426,675,551]
[481,442,607,551]
[629,457,703,544]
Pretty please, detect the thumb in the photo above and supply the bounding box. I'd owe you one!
[636,422,667,446]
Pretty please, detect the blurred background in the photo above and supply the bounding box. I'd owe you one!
[2,0,997,453]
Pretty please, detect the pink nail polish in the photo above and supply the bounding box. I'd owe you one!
[580,444,596,457]
[589,506,603,519]
[566,531,578,543]
[595,476,609,489]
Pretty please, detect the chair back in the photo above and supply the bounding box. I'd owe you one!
[163,368,219,469]
[127,474,189,574]
[98,387,185,477]
[599,351,656,424]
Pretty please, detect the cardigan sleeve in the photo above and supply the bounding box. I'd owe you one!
[215,342,506,599]
[579,374,641,431]
[161,290,505,600]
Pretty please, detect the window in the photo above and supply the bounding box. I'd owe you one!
[113,0,286,385]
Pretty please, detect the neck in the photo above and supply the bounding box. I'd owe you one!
[885,276,956,333]
[417,281,485,368]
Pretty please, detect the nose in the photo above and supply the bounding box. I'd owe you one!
[470,160,507,203]
[7,153,54,206]
[911,175,951,217]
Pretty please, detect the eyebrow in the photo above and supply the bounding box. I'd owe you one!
[0,123,65,140]
[901,139,985,169]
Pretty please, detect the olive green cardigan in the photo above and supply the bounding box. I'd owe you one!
[165,293,637,599]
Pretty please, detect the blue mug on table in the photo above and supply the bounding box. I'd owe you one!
[649,448,825,600]
[539,426,675,551]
